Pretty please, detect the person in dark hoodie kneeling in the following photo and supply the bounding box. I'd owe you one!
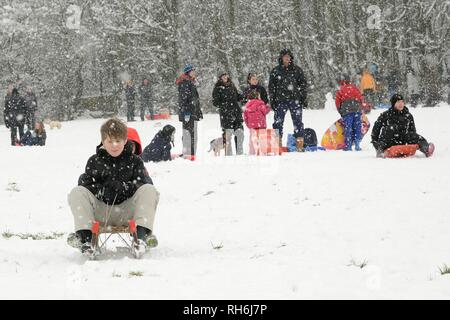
[142,125,176,162]
[371,94,435,158]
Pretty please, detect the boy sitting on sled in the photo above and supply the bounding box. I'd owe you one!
[67,118,159,255]
[371,94,435,158]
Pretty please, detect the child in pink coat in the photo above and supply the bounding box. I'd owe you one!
[243,91,271,155]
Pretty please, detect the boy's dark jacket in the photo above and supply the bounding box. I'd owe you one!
[78,141,153,205]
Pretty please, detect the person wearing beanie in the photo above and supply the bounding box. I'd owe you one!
[142,125,176,162]
[241,73,269,105]
[335,73,365,151]
[371,93,435,158]
[176,64,203,159]
[268,49,308,151]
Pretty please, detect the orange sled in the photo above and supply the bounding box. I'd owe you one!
[384,144,419,158]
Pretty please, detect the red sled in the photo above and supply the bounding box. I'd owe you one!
[384,144,419,158]
[152,114,171,120]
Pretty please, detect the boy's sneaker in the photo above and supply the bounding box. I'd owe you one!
[67,232,82,249]
[426,143,435,158]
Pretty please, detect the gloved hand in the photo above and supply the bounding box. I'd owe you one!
[103,180,124,202]
[301,99,308,109]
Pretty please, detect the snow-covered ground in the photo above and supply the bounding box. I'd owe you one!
[1,102,450,299]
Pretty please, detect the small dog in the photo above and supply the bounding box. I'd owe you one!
[208,137,224,156]
[44,118,62,130]
[49,121,62,130]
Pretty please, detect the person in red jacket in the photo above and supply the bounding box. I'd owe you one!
[243,91,271,130]
[243,91,271,155]
[335,74,364,151]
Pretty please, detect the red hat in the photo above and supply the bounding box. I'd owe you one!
[127,127,142,155]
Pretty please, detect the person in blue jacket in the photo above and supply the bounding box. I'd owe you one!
[142,125,176,162]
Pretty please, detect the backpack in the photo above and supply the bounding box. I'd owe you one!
[303,128,318,147]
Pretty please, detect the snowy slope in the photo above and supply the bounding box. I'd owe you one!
[1,104,450,299]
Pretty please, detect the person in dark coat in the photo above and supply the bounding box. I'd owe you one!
[124,80,136,122]
[176,64,203,158]
[241,73,269,105]
[371,94,435,158]
[21,120,46,146]
[24,86,38,130]
[139,78,154,121]
[269,49,308,150]
[4,88,26,146]
[68,118,160,254]
[212,73,244,155]
[142,125,176,162]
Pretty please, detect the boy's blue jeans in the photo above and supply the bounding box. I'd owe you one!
[343,112,362,149]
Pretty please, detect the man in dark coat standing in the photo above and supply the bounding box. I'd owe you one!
[269,49,308,150]
[124,80,136,122]
[139,78,154,121]
[176,64,203,159]
[371,94,435,158]
[4,88,26,145]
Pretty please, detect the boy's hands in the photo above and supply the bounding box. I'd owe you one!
[103,180,125,202]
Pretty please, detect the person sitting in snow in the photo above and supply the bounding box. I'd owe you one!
[335,73,364,151]
[21,120,46,146]
[67,118,160,255]
[142,125,176,162]
[371,94,435,158]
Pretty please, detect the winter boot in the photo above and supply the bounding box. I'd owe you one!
[137,226,158,248]
[296,137,304,152]
[67,230,92,250]
[354,140,362,151]
[376,149,385,158]
[426,143,435,158]
[80,242,95,256]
